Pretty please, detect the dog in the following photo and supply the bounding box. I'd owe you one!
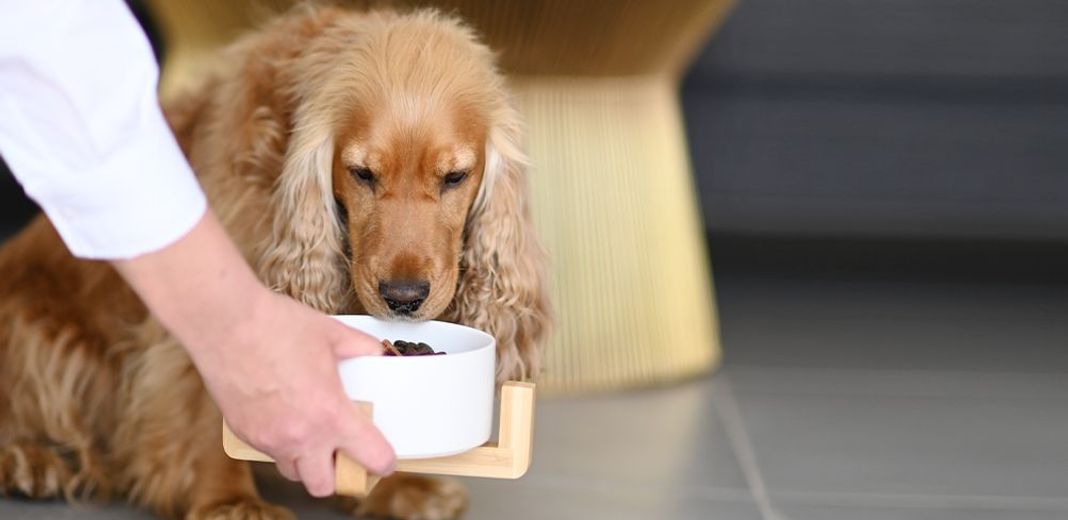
[0,6,550,519]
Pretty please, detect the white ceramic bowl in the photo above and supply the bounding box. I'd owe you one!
[333,315,496,459]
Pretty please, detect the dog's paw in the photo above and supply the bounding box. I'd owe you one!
[186,498,295,520]
[0,441,72,499]
[351,474,468,520]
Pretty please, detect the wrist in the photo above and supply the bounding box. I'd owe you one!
[172,272,269,360]
[112,210,268,358]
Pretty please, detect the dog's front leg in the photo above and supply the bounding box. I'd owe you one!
[181,448,294,520]
[335,473,468,520]
[114,336,293,520]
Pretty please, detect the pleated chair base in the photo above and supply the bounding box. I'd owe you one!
[515,76,721,395]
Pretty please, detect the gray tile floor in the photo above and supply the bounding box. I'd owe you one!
[3,273,1067,519]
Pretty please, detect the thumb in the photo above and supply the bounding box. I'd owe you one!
[329,321,384,359]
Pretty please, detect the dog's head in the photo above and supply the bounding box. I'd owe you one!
[253,9,548,379]
[330,75,491,321]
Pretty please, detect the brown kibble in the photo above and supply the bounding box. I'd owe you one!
[381,339,445,356]
[382,339,402,356]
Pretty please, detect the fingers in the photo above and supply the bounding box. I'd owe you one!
[330,321,384,359]
[271,401,394,497]
[277,421,394,499]
[275,457,299,482]
[337,404,396,476]
[295,451,336,497]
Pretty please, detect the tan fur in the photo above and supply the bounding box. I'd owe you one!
[0,6,549,519]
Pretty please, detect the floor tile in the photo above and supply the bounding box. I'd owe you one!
[716,276,1068,372]
[727,365,1068,402]
[526,377,748,490]
[778,502,1068,520]
[462,478,762,520]
[727,369,1068,499]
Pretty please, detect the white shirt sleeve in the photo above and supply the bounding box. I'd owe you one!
[0,0,207,260]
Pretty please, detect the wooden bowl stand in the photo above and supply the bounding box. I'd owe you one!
[222,381,535,496]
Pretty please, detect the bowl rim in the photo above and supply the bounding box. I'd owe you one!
[331,314,496,361]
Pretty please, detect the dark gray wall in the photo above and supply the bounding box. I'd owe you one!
[682,0,1068,240]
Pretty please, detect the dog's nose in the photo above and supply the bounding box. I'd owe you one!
[378,280,430,314]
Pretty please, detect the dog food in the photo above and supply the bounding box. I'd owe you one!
[382,339,446,356]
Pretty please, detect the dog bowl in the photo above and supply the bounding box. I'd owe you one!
[332,315,496,459]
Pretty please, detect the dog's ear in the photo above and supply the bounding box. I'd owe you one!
[183,8,348,312]
[257,107,348,312]
[448,103,552,382]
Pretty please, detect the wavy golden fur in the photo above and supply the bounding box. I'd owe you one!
[0,6,549,519]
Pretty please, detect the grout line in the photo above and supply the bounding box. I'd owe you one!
[712,374,792,520]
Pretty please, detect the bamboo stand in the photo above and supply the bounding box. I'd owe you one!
[221,381,535,496]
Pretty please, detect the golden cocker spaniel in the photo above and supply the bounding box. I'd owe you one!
[0,6,549,519]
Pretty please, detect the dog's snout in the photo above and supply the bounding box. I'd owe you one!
[378,280,430,314]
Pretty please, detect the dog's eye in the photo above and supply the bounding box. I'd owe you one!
[443,170,468,188]
[350,167,375,186]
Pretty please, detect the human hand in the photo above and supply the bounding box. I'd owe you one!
[195,289,396,496]
[113,212,395,497]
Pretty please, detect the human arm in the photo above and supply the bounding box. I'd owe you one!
[0,0,394,496]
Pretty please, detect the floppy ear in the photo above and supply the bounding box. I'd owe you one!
[171,7,349,313]
[257,111,348,313]
[447,104,552,382]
